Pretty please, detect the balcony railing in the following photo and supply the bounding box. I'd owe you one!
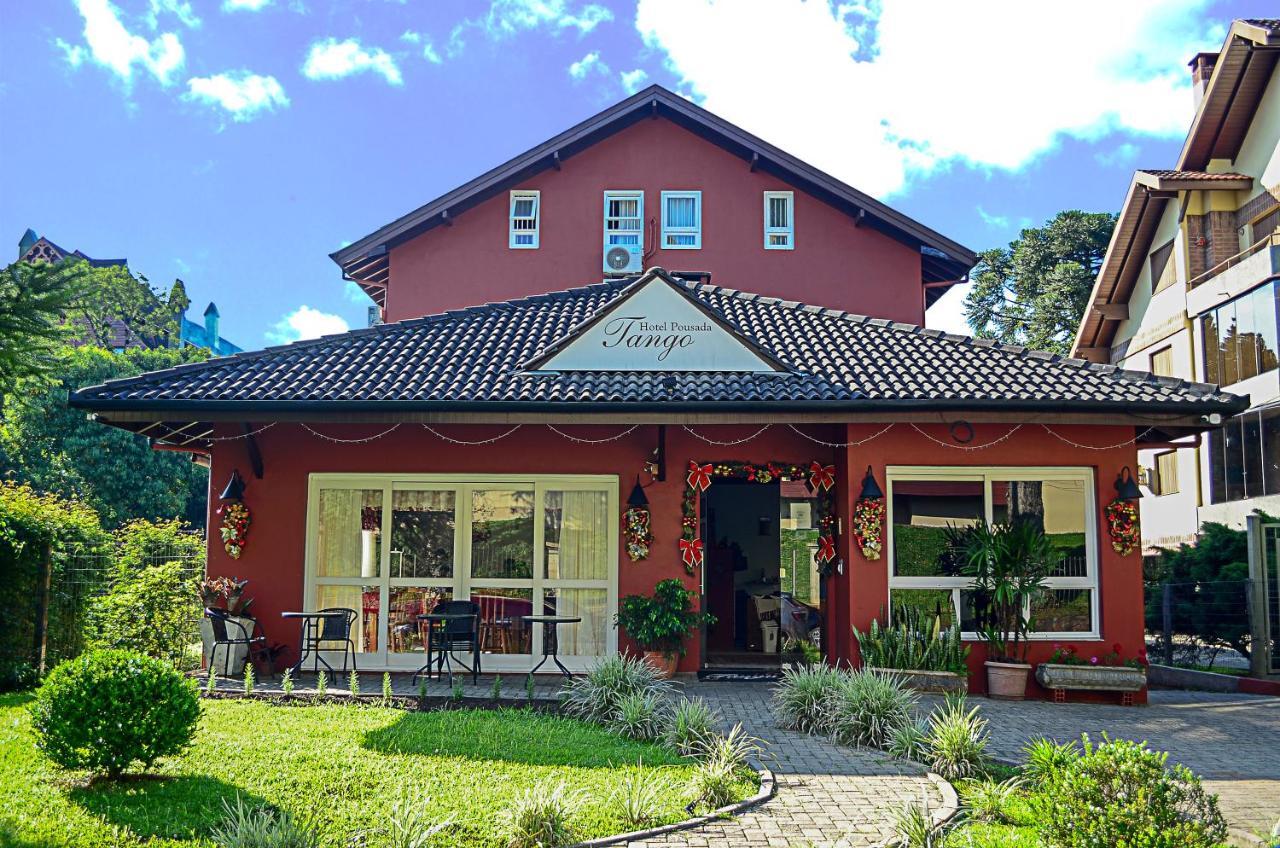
[1188,230,1280,290]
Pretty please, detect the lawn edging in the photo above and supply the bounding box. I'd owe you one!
[569,764,776,848]
[868,771,959,848]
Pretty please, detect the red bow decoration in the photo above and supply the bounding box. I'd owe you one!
[816,535,836,563]
[679,537,704,569]
[686,461,713,492]
[809,462,836,491]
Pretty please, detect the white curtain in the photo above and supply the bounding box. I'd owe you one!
[545,491,607,580]
[316,488,382,578]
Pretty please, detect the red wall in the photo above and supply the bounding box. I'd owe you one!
[385,117,925,323]
[206,420,1143,699]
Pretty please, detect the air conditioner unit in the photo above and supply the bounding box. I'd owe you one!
[603,244,643,275]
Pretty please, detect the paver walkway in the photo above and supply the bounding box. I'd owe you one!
[925,689,1280,841]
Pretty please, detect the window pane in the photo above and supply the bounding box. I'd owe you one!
[767,233,790,246]
[474,587,533,655]
[1225,416,1247,501]
[1029,589,1092,633]
[1263,409,1280,496]
[316,488,382,578]
[1203,312,1220,385]
[991,479,1087,577]
[314,584,378,653]
[891,480,983,577]
[542,588,607,656]
[544,490,608,580]
[1156,452,1179,496]
[471,489,534,579]
[387,586,451,654]
[1222,302,1240,385]
[512,198,535,217]
[1149,346,1174,378]
[768,196,789,228]
[390,490,455,578]
[1244,412,1263,498]
[781,496,820,607]
[665,195,696,228]
[666,234,697,246]
[1237,289,1259,381]
[891,589,955,629]
[1256,284,1279,374]
[1209,427,1227,503]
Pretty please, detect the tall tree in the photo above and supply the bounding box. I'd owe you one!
[0,345,210,528]
[62,263,184,349]
[964,211,1117,354]
[0,260,87,395]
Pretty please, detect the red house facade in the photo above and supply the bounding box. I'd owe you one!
[73,87,1244,698]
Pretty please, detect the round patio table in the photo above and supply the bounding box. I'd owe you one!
[280,610,347,674]
[521,615,582,678]
[413,612,480,686]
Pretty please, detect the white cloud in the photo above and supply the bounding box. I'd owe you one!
[62,0,186,88]
[267,306,349,344]
[147,0,200,29]
[619,68,648,94]
[449,0,613,55]
[185,71,289,121]
[568,51,607,80]
[402,31,444,64]
[223,0,272,11]
[976,206,1010,230]
[344,281,371,303]
[636,0,1222,198]
[1095,141,1142,167]
[302,38,403,85]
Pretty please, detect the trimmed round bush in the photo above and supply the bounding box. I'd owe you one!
[30,649,201,777]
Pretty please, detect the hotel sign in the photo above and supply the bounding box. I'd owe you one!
[536,276,782,373]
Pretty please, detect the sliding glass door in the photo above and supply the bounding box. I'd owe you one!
[305,474,617,671]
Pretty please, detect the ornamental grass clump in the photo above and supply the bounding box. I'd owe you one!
[1021,736,1078,788]
[1035,735,1227,848]
[561,655,671,726]
[823,668,917,749]
[661,696,720,756]
[208,795,320,848]
[30,649,201,778]
[960,776,1021,824]
[612,760,669,829]
[923,695,989,781]
[502,780,582,848]
[611,691,667,741]
[771,662,842,735]
[380,792,454,848]
[888,718,930,762]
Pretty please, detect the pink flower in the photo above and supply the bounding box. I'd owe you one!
[1090,656,1099,664]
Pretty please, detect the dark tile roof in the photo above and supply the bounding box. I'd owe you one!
[1137,169,1252,181]
[71,271,1246,416]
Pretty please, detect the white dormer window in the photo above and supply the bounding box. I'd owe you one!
[604,190,643,249]
[661,190,702,249]
[764,191,794,250]
[509,190,540,248]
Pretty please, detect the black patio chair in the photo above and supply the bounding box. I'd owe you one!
[304,607,360,674]
[432,600,481,685]
[205,608,269,678]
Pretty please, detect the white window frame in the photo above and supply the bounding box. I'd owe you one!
[763,191,794,250]
[660,190,702,249]
[885,466,1100,640]
[304,473,619,672]
[603,190,644,251]
[508,190,540,249]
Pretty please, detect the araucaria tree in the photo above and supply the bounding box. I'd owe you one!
[0,260,87,395]
[964,211,1116,354]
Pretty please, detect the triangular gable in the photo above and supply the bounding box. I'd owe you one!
[526,269,786,373]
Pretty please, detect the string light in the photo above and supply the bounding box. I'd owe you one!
[1039,425,1155,451]
[421,424,522,445]
[301,423,402,443]
[909,423,1023,451]
[546,425,642,444]
[786,423,895,448]
[681,425,771,446]
[151,422,277,443]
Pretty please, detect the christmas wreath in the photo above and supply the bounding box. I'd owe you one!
[1104,498,1140,556]
[680,459,838,575]
[624,505,652,561]
[219,501,251,560]
[853,495,885,560]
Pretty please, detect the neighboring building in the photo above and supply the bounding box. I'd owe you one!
[73,85,1241,698]
[1073,19,1280,551]
[16,228,241,356]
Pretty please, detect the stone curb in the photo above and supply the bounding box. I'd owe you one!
[570,764,777,848]
[868,772,959,848]
[1227,826,1268,847]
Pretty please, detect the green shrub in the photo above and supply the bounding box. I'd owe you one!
[30,649,201,777]
[614,578,714,656]
[87,559,200,669]
[501,780,581,848]
[111,518,204,581]
[1021,736,1078,788]
[688,727,760,814]
[208,795,320,848]
[611,691,666,741]
[694,723,762,770]
[771,662,841,734]
[888,718,930,761]
[960,777,1021,823]
[824,669,916,748]
[561,655,671,726]
[1036,735,1227,848]
[854,607,969,674]
[923,696,988,781]
[662,696,720,756]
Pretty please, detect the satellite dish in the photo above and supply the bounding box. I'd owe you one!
[606,246,633,271]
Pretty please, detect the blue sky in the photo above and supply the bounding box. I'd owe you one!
[0,0,1273,349]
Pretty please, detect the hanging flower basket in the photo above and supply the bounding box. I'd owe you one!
[623,506,652,561]
[219,501,251,559]
[853,496,885,560]
[1104,498,1140,556]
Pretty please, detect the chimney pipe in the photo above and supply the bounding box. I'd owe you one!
[1189,52,1217,109]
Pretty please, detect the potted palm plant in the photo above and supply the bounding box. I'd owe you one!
[951,520,1055,700]
[615,578,715,678]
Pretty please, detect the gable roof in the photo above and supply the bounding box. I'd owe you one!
[330,85,976,304]
[72,269,1243,443]
[1073,19,1280,359]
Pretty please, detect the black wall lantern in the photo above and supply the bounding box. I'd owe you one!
[219,469,246,502]
[858,465,884,500]
[627,476,649,508]
[1113,466,1142,501]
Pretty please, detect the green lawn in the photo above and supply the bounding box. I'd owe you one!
[0,694,754,848]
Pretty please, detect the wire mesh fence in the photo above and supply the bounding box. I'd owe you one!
[1144,578,1254,670]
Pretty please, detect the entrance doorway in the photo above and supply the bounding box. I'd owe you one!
[701,480,823,670]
